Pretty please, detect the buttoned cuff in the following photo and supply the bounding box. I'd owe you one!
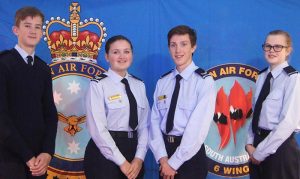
[246,135,254,145]
[150,140,168,163]
[252,151,266,162]
[135,148,147,161]
[168,154,184,170]
[112,150,126,166]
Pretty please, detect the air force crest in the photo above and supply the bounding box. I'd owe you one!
[205,64,259,178]
[43,3,106,178]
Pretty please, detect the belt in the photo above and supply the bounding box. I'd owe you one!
[255,128,271,138]
[163,134,182,144]
[109,131,137,139]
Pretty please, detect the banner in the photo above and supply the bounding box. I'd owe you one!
[1,1,300,178]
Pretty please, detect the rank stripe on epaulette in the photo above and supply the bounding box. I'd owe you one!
[284,66,298,76]
[160,69,173,79]
[259,67,268,74]
[195,68,210,79]
[130,74,144,82]
[91,74,107,82]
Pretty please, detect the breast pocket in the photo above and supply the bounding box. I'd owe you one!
[137,101,146,120]
[106,99,126,110]
[157,99,168,118]
[264,90,282,119]
[178,102,195,119]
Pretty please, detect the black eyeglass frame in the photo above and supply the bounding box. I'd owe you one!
[262,44,289,52]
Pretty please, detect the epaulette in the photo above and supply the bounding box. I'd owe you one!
[130,74,144,82]
[283,66,298,76]
[195,68,210,79]
[91,74,107,82]
[259,67,268,74]
[160,70,173,79]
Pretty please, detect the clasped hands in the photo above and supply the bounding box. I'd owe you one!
[159,157,177,179]
[26,153,52,176]
[120,157,143,179]
[245,144,261,165]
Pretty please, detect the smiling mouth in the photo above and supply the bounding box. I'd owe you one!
[175,55,184,58]
[268,54,277,58]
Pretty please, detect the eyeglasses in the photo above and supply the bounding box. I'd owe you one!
[262,44,288,52]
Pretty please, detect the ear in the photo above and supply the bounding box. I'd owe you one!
[12,26,18,36]
[191,44,197,53]
[105,53,109,62]
[286,46,293,57]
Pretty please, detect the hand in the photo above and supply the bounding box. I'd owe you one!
[250,157,261,165]
[30,153,51,176]
[245,144,261,165]
[26,157,36,169]
[159,157,177,179]
[245,144,255,157]
[120,160,133,177]
[127,158,143,179]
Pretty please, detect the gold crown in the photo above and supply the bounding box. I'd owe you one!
[43,2,107,63]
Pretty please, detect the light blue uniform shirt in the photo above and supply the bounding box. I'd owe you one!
[149,61,216,170]
[247,61,300,161]
[86,68,149,166]
[15,44,34,65]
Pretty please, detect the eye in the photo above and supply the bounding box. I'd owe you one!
[124,50,131,54]
[112,51,119,54]
[170,43,176,48]
[35,26,42,30]
[181,42,187,46]
[274,45,284,48]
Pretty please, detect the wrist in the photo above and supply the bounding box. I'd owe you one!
[245,144,252,152]
[159,157,168,165]
[133,157,143,164]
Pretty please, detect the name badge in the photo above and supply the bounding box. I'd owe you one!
[108,94,121,101]
[158,95,167,100]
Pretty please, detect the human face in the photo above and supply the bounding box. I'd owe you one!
[13,16,43,54]
[105,40,133,77]
[169,34,196,72]
[263,34,292,69]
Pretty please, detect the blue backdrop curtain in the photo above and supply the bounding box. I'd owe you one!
[1,1,300,179]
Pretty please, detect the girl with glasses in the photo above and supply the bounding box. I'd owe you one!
[245,30,300,179]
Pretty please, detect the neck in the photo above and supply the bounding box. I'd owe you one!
[18,43,35,55]
[176,60,192,73]
[269,60,286,71]
[114,70,127,77]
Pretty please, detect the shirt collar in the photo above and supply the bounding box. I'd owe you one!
[172,61,197,80]
[268,61,289,79]
[107,68,129,83]
[14,44,35,64]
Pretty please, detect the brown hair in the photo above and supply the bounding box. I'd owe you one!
[167,25,197,47]
[15,6,44,27]
[105,35,133,54]
[267,30,292,47]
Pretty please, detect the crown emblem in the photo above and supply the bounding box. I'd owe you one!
[43,2,107,63]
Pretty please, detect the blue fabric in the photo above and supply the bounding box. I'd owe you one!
[1,1,300,179]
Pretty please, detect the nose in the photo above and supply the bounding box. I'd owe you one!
[175,46,180,53]
[119,52,125,59]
